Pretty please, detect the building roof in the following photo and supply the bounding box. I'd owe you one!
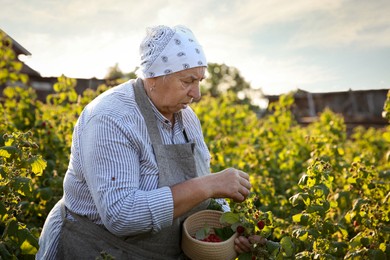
[1,30,41,77]
[1,30,31,56]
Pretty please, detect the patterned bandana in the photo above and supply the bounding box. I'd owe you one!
[138,25,207,78]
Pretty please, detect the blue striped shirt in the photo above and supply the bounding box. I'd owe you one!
[37,80,228,259]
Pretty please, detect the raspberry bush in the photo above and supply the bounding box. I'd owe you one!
[1,32,389,258]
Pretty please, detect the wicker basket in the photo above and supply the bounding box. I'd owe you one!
[182,210,238,260]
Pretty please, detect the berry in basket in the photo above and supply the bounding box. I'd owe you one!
[193,224,235,243]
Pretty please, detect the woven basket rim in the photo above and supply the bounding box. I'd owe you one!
[183,210,237,245]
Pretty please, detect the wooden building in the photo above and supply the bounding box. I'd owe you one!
[1,30,105,102]
[265,88,389,131]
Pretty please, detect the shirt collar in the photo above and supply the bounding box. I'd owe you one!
[147,98,184,130]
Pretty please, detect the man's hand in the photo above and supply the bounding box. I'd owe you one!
[234,235,267,254]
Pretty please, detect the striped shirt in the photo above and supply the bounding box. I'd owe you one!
[37,80,228,259]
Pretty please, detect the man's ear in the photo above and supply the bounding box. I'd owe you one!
[144,77,156,89]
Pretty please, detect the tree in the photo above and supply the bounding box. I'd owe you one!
[105,63,124,81]
[105,64,137,85]
[201,63,251,96]
[201,62,265,115]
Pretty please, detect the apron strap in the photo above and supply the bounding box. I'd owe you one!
[133,78,163,145]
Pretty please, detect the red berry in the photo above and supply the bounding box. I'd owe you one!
[257,220,265,230]
[236,225,245,234]
[353,220,358,227]
[202,234,222,243]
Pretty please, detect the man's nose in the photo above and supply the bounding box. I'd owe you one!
[189,82,201,101]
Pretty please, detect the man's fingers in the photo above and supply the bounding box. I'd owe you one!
[248,235,267,245]
[238,170,250,180]
[240,178,251,190]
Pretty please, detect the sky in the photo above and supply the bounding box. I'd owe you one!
[1,0,390,95]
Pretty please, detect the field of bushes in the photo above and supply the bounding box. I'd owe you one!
[1,31,389,259]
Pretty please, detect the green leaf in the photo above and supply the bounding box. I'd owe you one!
[264,211,273,222]
[360,237,370,247]
[352,198,369,211]
[0,201,7,215]
[0,242,13,259]
[292,213,302,223]
[298,174,308,188]
[367,249,386,260]
[20,239,37,255]
[37,187,53,201]
[220,211,240,225]
[4,138,14,146]
[292,213,310,225]
[379,242,386,250]
[6,219,18,239]
[0,148,11,158]
[295,250,311,259]
[195,225,210,240]
[238,252,252,260]
[0,166,6,179]
[266,240,281,255]
[214,226,235,241]
[18,229,38,255]
[307,204,325,217]
[289,193,311,207]
[12,177,32,196]
[307,229,320,238]
[307,177,316,187]
[295,230,308,241]
[0,146,18,158]
[313,184,330,198]
[280,236,295,257]
[322,200,330,212]
[28,156,47,175]
[289,194,299,207]
[331,242,348,257]
[337,225,349,238]
[349,232,364,248]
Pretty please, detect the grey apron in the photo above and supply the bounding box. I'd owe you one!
[57,78,210,260]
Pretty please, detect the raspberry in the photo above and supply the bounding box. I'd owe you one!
[236,225,245,234]
[202,234,222,243]
[257,220,265,230]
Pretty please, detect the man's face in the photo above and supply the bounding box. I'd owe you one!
[150,66,206,120]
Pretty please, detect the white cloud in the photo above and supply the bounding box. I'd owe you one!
[189,0,390,50]
[183,0,342,37]
[287,0,390,49]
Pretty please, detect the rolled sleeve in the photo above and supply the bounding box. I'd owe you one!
[147,186,174,232]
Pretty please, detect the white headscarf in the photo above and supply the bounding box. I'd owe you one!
[138,25,207,78]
